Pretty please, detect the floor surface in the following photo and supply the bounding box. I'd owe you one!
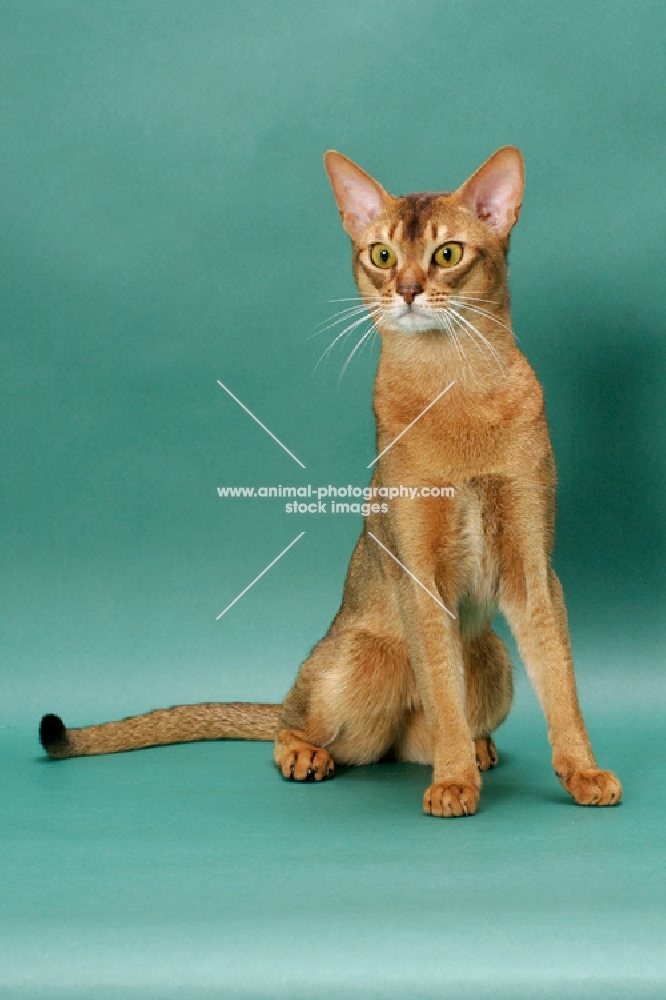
[2,674,665,999]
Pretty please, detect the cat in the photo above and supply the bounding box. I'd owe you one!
[40,146,622,817]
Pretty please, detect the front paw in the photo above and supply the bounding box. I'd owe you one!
[423,780,480,818]
[555,765,622,806]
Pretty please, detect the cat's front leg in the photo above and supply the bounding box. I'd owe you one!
[501,564,622,807]
[398,579,480,817]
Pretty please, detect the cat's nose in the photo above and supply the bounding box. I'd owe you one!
[397,283,423,305]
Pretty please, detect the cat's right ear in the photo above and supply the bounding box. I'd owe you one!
[324,151,388,240]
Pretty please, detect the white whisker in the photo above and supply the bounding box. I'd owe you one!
[314,309,380,372]
[448,307,504,369]
[327,297,368,302]
[359,321,380,359]
[449,295,500,304]
[449,299,514,335]
[339,324,375,380]
[341,310,386,377]
[307,304,372,341]
[442,309,488,365]
[443,315,464,363]
[438,310,475,383]
[318,304,369,325]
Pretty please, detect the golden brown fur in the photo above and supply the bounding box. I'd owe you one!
[40,146,621,817]
[40,703,280,758]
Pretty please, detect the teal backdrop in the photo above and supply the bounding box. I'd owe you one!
[1,2,665,997]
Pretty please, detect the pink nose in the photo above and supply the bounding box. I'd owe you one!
[398,283,423,305]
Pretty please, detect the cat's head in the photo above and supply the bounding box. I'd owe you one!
[324,147,523,336]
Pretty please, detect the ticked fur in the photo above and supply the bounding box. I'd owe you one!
[41,147,621,817]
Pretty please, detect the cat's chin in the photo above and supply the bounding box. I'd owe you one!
[388,310,442,335]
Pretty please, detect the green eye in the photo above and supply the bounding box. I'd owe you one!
[433,242,464,268]
[370,243,397,268]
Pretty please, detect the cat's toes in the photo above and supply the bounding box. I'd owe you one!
[423,780,480,818]
[274,729,334,782]
[556,766,622,806]
[475,736,498,771]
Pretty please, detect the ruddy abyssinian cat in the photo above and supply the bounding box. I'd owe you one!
[40,146,622,817]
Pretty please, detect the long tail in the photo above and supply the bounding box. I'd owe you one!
[39,702,282,759]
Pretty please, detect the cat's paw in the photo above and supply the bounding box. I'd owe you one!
[274,729,334,782]
[423,781,480,818]
[555,765,622,806]
[475,736,498,771]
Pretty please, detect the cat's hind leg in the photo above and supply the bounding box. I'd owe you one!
[393,717,500,771]
[274,625,415,781]
[464,626,513,769]
[393,625,512,772]
[273,728,334,782]
[474,736,499,772]
[273,634,340,782]
[394,714,498,775]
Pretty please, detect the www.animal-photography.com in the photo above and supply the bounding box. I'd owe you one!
[2,3,665,998]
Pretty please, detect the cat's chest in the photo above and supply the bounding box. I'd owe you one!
[451,477,502,606]
[374,350,546,479]
[376,381,545,482]
[409,476,503,632]
[379,410,521,482]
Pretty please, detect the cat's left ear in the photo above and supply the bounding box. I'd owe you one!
[324,151,389,240]
[455,146,524,242]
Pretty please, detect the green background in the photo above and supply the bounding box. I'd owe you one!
[1,1,665,996]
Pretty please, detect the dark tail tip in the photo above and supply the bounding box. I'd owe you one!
[40,713,66,750]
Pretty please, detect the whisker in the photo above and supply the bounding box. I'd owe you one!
[449,299,514,335]
[439,311,461,360]
[308,295,381,339]
[327,296,368,302]
[455,313,501,368]
[452,315,492,370]
[448,307,504,369]
[339,324,375,381]
[354,311,386,369]
[318,304,369,325]
[448,294,499,304]
[314,310,379,372]
[306,304,373,342]
[438,310,474,382]
[444,316,465,366]
[443,307,494,371]
[359,320,380,359]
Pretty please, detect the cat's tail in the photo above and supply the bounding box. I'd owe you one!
[39,703,281,759]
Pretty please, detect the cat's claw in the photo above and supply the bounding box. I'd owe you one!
[555,765,622,806]
[423,780,480,818]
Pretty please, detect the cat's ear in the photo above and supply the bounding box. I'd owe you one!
[324,151,389,240]
[455,146,524,241]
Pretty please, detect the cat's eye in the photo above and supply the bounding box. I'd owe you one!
[370,243,397,269]
[433,242,464,268]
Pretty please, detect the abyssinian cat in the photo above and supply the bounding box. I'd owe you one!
[40,146,622,817]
